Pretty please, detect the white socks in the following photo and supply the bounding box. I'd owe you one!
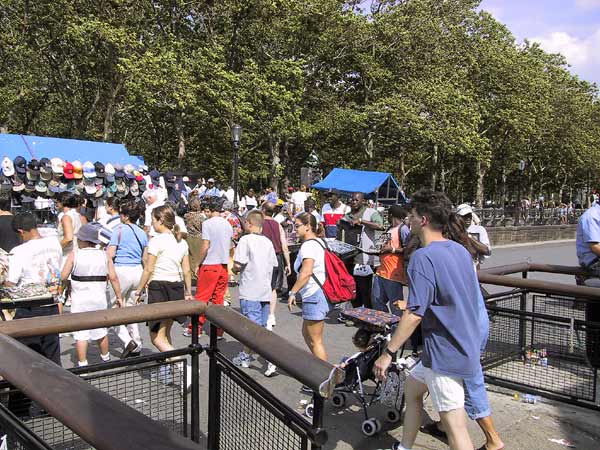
[78,360,88,367]
[100,353,111,362]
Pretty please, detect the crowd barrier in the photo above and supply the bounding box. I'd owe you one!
[0,302,342,450]
[479,263,600,410]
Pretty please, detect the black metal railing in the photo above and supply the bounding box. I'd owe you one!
[480,263,600,410]
[0,302,340,450]
[473,207,583,227]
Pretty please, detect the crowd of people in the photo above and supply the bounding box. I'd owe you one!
[0,155,508,449]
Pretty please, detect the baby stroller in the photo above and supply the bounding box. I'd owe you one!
[329,307,419,436]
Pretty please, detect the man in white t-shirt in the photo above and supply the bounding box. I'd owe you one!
[456,203,492,268]
[290,185,309,215]
[191,197,233,337]
[4,213,63,368]
[231,210,279,375]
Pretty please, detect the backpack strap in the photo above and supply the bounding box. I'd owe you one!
[304,239,328,290]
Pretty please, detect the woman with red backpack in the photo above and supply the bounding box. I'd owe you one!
[287,213,330,363]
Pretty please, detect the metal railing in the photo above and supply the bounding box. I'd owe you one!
[479,263,600,410]
[473,207,583,227]
[0,301,343,450]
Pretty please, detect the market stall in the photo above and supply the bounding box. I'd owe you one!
[311,168,406,205]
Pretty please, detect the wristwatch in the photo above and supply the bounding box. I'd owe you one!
[385,347,397,359]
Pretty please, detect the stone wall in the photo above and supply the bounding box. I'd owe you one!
[488,225,576,246]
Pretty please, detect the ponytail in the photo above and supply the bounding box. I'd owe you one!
[173,223,182,243]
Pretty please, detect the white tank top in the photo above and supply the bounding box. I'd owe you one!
[59,209,83,257]
[69,248,108,313]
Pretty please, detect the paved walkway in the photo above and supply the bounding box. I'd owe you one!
[57,242,600,450]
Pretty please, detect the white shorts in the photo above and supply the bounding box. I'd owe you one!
[73,327,108,342]
[409,361,465,412]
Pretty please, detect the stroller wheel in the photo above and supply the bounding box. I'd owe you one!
[361,418,379,437]
[386,409,401,424]
[304,403,314,418]
[331,392,346,408]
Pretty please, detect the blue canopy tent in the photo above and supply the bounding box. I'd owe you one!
[311,168,406,204]
[0,134,144,165]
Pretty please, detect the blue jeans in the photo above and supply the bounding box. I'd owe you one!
[371,275,404,315]
[463,364,491,420]
[239,300,270,328]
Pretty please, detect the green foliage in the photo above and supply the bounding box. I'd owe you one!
[0,0,598,203]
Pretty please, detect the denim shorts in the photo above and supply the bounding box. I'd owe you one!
[463,364,491,420]
[301,290,331,321]
[240,299,270,328]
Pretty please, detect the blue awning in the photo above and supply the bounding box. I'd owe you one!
[312,168,400,197]
[0,134,144,165]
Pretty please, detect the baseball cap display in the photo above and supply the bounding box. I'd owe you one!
[72,160,83,179]
[63,162,75,179]
[51,157,64,174]
[104,163,115,182]
[27,159,40,176]
[1,157,15,177]
[12,178,24,192]
[83,161,96,178]
[0,176,12,192]
[40,158,52,174]
[124,164,135,180]
[48,179,62,193]
[94,161,105,178]
[35,180,47,193]
[39,158,52,181]
[24,179,36,192]
[129,181,139,197]
[13,156,27,174]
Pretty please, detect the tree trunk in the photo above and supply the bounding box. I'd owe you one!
[176,115,185,162]
[439,155,446,193]
[364,130,374,169]
[398,147,407,188]
[103,77,123,142]
[430,144,438,190]
[475,159,487,207]
[501,167,507,206]
[279,140,290,192]
[269,135,280,193]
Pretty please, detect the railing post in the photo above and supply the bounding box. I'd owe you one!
[519,271,528,351]
[207,323,221,450]
[311,394,325,450]
[190,314,201,443]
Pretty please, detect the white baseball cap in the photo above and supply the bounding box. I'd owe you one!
[1,157,15,177]
[456,203,474,216]
[50,157,65,174]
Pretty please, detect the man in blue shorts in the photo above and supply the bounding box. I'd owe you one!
[374,189,487,450]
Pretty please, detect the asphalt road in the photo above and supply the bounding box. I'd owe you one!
[57,239,600,450]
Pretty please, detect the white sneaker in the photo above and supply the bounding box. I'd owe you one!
[232,352,251,368]
[264,363,277,377]
[266,314,276,330]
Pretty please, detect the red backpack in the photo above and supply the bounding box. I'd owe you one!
[309,239,356,303]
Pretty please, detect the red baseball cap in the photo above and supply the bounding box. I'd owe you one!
[63,162,75,179]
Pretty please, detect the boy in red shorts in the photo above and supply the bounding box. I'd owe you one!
[188,197,233,337]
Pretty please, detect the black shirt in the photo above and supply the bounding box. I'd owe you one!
[0,215,20,252]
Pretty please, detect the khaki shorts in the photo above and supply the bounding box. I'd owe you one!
[409,361,465,412]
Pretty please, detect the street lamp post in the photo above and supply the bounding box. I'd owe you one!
[231,124,242,210]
